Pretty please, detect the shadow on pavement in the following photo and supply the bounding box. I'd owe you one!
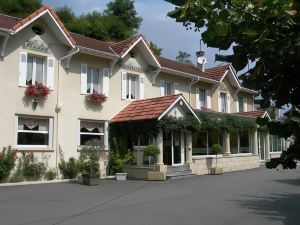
[272,178,300,187]
[233,193,300,225]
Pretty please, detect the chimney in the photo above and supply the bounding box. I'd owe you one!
[196,51,207,72]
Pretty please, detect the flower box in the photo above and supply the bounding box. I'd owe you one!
[25,83,50,98]
[85,92,107,106]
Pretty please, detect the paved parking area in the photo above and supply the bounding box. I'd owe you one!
[0,167,299,225]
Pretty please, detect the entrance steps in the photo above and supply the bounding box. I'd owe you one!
[166,165,196,180]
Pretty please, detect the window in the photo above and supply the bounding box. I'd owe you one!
[220,93,227,113]
[87,67,100,93]
[238,97,244,112]
[192,131,222,156]
[26,55,46,85]
[230,131,250,154]
[165,82,172,96]
[16,117,52,147]
[126,75,137,100]
[199,88,206,108]
[79,120,104,146]
[270,135,283,152]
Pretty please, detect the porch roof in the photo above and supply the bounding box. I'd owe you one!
[111,95,182,123]
[233,110,269,119]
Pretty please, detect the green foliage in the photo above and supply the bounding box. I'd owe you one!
[17,152,47,181]
[45,169,56,181]
[211,144,222,155]
[0,0,42,18]
[58,157,79,179]
[144,145,160,157]
[166,0,300,169]
[150,42,163,56]
[158,115,201,133]
[175,51,194,66]
[109,137,134,174]
[9,173,25,183]
[0,146,17,182]
[78,139,104,175]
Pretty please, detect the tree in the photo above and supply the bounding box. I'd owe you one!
[166,0,300,169]
[150,41,163,56]
[55,6,76,27]
[0,0,42,18]
[175,51,194,66]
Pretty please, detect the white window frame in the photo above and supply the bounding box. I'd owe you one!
[26,55,46,85]
[126,74,138,100]
[199,88,206,108]
[78,119,105,147]
[87,66,101,94]
[238,96,244,112]
[232,131,251,155]
[270,135,283,153]
[165,82,172,96]
[15,115,53,149]
[220,93,227,113]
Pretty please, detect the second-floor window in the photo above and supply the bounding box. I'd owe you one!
[87,67,101,93]
[26,55,45,85]
[165,82,172,96]
[199,88,206,108]
[126,74,137,100]
[238,97,244,112]
[220,93,227,113]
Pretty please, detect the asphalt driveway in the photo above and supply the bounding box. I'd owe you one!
[0,167,299,225]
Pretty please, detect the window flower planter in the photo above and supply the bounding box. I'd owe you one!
[25,83,51,98]
[85,92,107,106]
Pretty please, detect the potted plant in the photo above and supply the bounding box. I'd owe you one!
[210,144,223,175]
[109,137,134,181]
[78,139,103,186]
[85,92,107,106]
[143,145,165,181]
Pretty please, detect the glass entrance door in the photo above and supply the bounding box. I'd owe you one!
[258,133,265,160]
[163,131,185,166]
[173,131,182,164]
[163,131,172,165]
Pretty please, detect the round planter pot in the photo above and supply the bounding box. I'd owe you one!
[115,173,127,181]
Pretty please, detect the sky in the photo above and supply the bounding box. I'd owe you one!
[43,0,231,68]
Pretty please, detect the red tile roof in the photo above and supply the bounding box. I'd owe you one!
[158,56,214,80]
[0,14,21,30]
[234,110,267,118]
[111,95,181,123]
[71,32,115,55]
[110,34,143,56]
[204,64,230,81]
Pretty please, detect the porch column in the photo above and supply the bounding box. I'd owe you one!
[264,132,271,161]
[156,129,164,165]
[185,132,192,163]
[252,129,258,155]
[223,132,231,156]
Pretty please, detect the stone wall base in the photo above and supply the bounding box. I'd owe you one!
[193,155,260,175]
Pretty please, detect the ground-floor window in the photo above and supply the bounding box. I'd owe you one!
[16,116,53,148]
[230,131,250,154]
[79,120,104,146]
[192,131,223,156]
[270,135,283,152]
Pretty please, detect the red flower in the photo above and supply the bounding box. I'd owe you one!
[85,92,107,106]
[25,83,50,97]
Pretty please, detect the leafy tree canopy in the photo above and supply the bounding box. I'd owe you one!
[150,41,163,56]
[0,0,42,18]
[166,0,300,169]
[175,51,194,66]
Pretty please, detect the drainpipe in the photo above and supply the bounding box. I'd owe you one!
[55,47,79,174]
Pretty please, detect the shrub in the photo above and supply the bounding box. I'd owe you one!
[144,145,160,158]
[78,139,104,175]
[58,157,79,179]
[9,173,25,183]
[0,146,17,182]
[45,169,56,180]
[211,144,223,155]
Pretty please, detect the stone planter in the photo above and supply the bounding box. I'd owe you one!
[210,167,223,175]
[115,173,127,181]
[82,174,100,186]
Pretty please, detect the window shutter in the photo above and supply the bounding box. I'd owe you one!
[227,94,231,113]
[243,97,247,112]
[19,52,27,86]
[102,67,109,97]
[235,96,239,112]
[196,88,200,109]
[121,71,127,99]
[160,80,165,96]
[104,121,109,150]
[81,64,87,94]
[139,75,145,99]
[206,89,211,109]
[218,94,222,112]
[174,82,180,94]
[47,57,55,90]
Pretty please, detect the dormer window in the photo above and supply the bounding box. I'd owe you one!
[32,25,44,35]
